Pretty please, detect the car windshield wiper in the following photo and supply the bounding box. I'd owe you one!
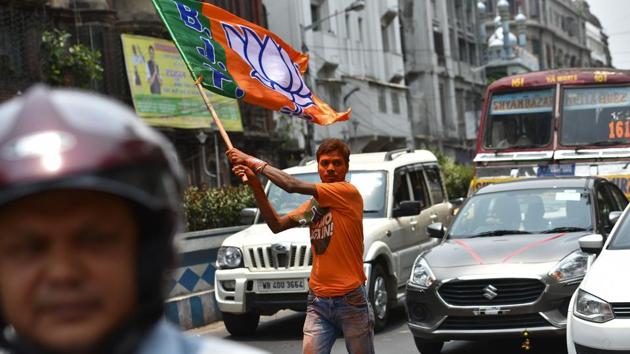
[541,226,590,233]
[468,230,532,238]
[363,210,380,214]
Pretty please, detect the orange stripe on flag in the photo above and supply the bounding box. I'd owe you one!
[199,2,350,125]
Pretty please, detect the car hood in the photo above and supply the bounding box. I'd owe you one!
[424,232,588,276]
[222,218,386,247]
[580,249,630,303]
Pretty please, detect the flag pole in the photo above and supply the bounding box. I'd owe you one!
[194,76,247,183]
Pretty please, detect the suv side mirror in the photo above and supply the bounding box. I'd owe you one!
[579,234,604,254]
[393,201,422,218]
[427,222,445,239]
[609,211,623,226]
[240,207,258,225]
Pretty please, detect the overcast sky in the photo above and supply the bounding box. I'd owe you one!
[587,0,630,69]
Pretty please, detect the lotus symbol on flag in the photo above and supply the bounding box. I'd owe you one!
[222,24,314,118]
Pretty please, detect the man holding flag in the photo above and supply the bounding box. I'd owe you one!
[151,0,371,352]
[228,140,375,354]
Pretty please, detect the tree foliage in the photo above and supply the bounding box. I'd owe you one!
[434,151,474,198]
[40,29,103,89]
[183,185,256,231]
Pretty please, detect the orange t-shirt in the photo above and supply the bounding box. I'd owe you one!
[289,181,365,297]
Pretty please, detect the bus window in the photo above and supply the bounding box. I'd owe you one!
[560,86,630,146]
[483,89,554,150]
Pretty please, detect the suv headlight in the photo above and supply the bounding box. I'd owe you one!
[217,246,243,269]
[548,250,588,282]
[409,257,435,288]
[574,290,614,323]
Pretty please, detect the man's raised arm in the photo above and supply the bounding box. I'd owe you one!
[227,148,318,197]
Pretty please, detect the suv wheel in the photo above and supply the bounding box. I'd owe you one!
[368,263,390,332]
[413,337,443,354]
[222,312,260,336]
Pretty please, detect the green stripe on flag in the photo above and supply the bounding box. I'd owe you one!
[152,0,242,99]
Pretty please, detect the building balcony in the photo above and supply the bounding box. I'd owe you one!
[311,31,340,71]
[384,52,404,83]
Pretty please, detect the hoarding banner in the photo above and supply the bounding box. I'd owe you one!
[120,34,242,131]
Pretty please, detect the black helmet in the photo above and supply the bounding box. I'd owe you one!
[0,85,185,353]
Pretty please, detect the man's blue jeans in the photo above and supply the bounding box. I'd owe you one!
[302,285,375,354]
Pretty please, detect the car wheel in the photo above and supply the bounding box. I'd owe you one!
[222,312,260,336]
[413,337,444,354]
[368,263,390,332]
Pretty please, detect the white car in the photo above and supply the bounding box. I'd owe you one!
[214,149,454,336]
[567,210,630,353]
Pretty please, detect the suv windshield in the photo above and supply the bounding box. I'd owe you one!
[266,171,387,218]
[483,89,554,150]
[561,86,630,146]
[449,188,592,238]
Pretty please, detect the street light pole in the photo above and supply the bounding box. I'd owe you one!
[299,0,366,156]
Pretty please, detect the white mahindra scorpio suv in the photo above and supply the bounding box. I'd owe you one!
[214,149,453,335]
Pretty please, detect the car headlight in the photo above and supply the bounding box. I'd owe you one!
[574,289,614,323]
[409,257,435,288]
[217,246,243,269]
[548,250,588,282]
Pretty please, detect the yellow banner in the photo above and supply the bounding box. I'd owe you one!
[121,34,243,131]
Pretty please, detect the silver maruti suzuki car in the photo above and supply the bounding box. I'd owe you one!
[405,177,628,354]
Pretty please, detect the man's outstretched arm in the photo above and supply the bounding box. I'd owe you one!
[232,165,300,234]
[227,149,317,197]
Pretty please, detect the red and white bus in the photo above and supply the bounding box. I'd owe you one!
[472,68,630,198]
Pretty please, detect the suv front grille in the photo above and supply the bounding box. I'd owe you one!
[438,278,545,306]
[612,303,630,318]
[245,244,312,271]
[438,313,549,330]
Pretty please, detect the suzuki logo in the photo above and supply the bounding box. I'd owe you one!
[483,284,498,300]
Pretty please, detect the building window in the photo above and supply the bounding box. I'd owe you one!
[532,39,542,67]
[510,0,519,16]
[458,38,467,63]
[378,90,387,113]
[439,83,447,129]
[310,4,321,31]
[391,91,400,114]
[434,30,445,66]
[345,13,351,38]
[530,0,540,18]
[456,89,465,135]
[468,43,477,66]
[328,84,341,111]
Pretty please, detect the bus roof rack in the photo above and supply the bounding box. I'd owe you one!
[384,148,414,161]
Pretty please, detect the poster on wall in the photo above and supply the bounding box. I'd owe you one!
[120,34,243,131]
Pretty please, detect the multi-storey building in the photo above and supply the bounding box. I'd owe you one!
[399,0,486,162]
[263,0,413,154]
[482,0,591,71]
[576,1,612,67]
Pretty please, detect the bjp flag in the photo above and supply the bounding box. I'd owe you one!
[152,0,350,125]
